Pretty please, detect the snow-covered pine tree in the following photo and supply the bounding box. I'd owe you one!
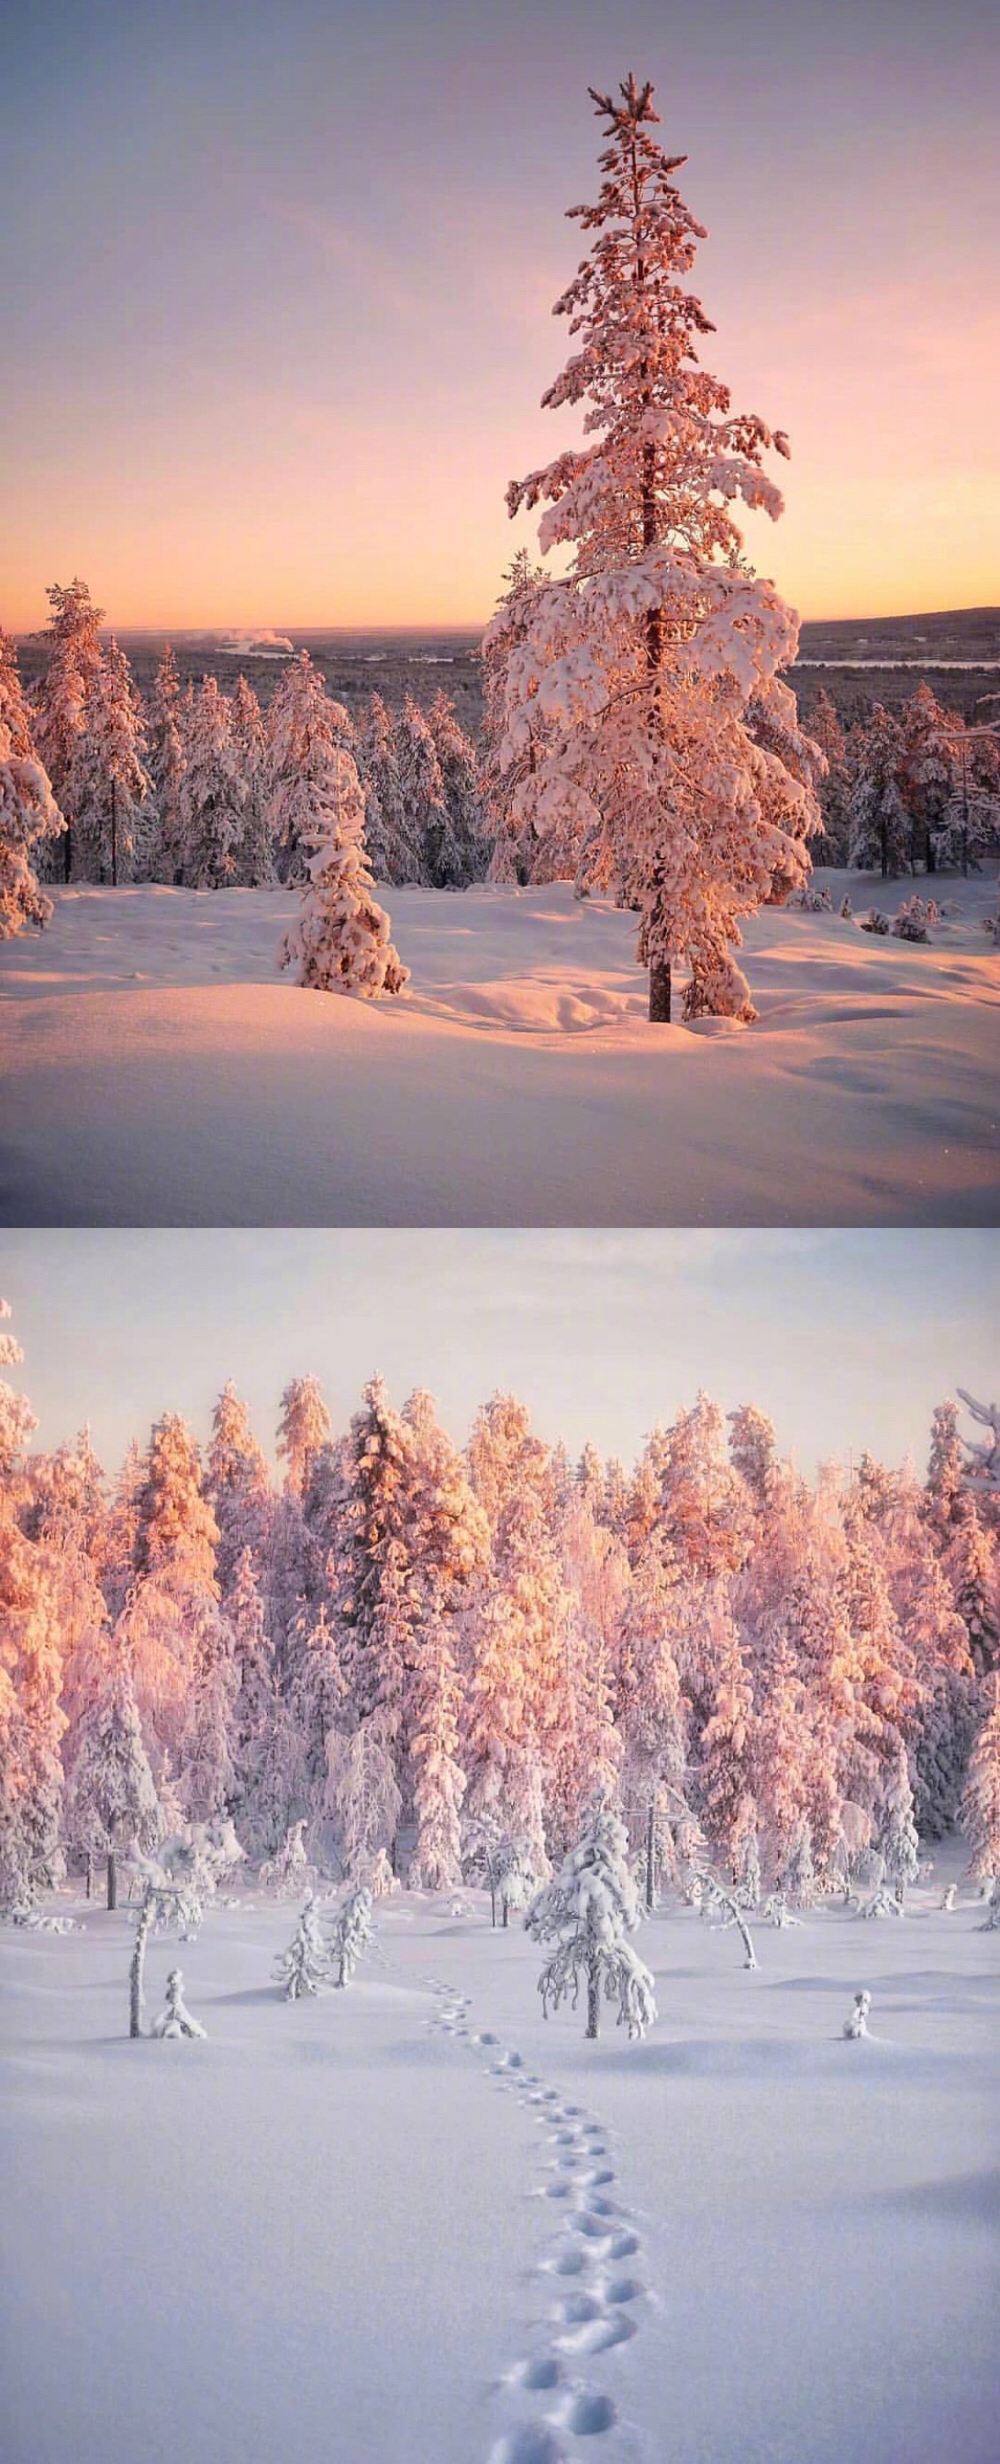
[323,1712,402,1882]
[229,675,272,883]
[179,1604,238,1823]
[356,692,412,882]
[206,1381,272,1597]
[482,552,555,884]
[962,1677,1000,1880]
[877,1750,920,1909]
[274,1889,330,1999]
[0,710,64,937]
[0,1306,68,1907]
[66,638,151,883]
[225,1546,276,1848]
[847,705,909,877]
[809,688,851,864]
[33,579,104,881]
[426,689,488,885]
[495,1836,538,1926]
[178,676,245,886]
[66,1649,159,1906]
[147,645,187,882]
[408,1609,466,1890]
[329,1882,374,1984]
[526,1793,656,2040]
[276,1374,333,1507]
[488,76,817,1021]
[265,651,356,883]
[393,693,451,887]
[278,734,408,1000]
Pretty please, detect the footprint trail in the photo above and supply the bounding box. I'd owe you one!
[421,1973,650,2461]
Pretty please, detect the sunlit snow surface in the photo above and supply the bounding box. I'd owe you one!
[1,1847,996,2464]
[0,872,997,1223]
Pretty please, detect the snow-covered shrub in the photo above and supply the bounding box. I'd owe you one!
[977,1877,1000,1932]
[940,1882,957,1912]
[785,883,832,913]
[524,1795,656,2041]
[839,894,853,918]
[496,1838,538,1928]
[274,1891,330,2000]
[860,909,891,936]
[260,1820,312,1896]
[762,1890,799,1928]
[843,1988,871,2039]
[862,1884,903,1919]
[151,1967,207,2039]
[984,906,1000,946]
[329,1884,374,1986]
[891,896,938,943]
[11,1907,83,1933]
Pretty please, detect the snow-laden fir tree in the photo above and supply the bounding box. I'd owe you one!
[962,1678,1000,1880]
[487,77,818,1022]
[426,689,488,885]
[179,1605,238,1823]
[407,1609,466,1890]
[482,552,555,884]
[495,1836,537,1926]
[0,710,64,937]
[33,579,104,881]
[229,674,272,883]
[393,693,451,886]
[329,1882,374,1984]
[278,734,408,1000]
[205,1382,272,1600]
[265,651,356,883]
[274,1889,330,1999]
[525,1793,656,2040]
[147,645,186,882]
[356,693,418,883]
[65,638,151,883]
[178,677,245,886]
[847,706,909,877]
[66,1649,160,1907]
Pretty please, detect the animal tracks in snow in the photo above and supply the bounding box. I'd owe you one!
[420,1973,648,2461]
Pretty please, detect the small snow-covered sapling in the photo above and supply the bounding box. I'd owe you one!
[274,1890,330,2000]
[977,1878,1000,1934]
[330,1885,374,1986]
[843,1989,871,2040]
[151,1968,207,2039]
[940,1883,957,1913]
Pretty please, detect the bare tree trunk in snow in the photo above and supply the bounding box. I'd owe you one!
[107,1850,117,1911]
[586,1957,601,2040]
[648,957,671,1023]
[130,1895,153,2038]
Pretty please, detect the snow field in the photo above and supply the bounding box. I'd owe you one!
[1,872,997,1224]
[2,1847,997,2464]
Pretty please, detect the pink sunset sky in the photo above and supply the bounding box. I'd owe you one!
[3,0,997,631]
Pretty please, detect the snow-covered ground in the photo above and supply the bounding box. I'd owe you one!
[1,873,997,1225]
[2,1847,997,2464]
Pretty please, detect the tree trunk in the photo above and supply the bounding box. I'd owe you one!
[64,822,72,883]
[586,1958,600,2040]
[646,1799,656,1912]
[130,1896,151,2037]
[489,1874,496,1927]
[648,957,671,1023]
[107,1850,117,1911]
[502,1901,509,1929]
[85,1854,92,1901]
[111,779,118,888]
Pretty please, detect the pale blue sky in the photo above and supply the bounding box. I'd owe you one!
[1,1230,995,1483]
